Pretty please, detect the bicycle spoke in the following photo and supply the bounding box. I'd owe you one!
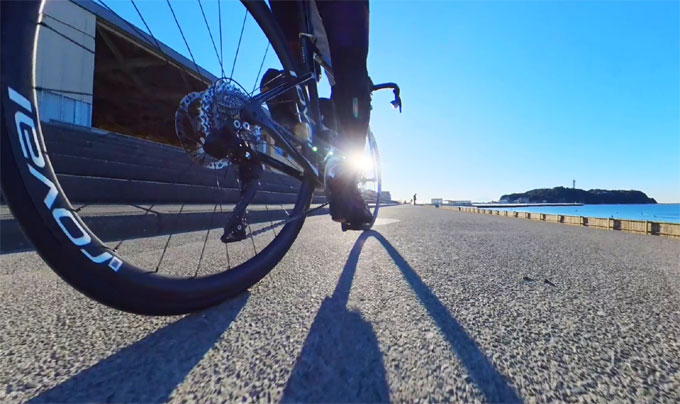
[263,202,277,236]
[154,203,185,273]
[230,9,248,78]
[112,204,156,252]
[166,0,201,76]
[197,0,225,77]
[247,222,257,256]
[194,203,218,277]
[129,0,163,52]
[127,0,175,70]
[218,0,224,75]
[215,162,233,270]
[245,202,328,239]
[33,87,93,97]
[38,22,94,54]
[97,0,201,82]
[252,43,270,93]
[109,154,200,255]
[250,70,285,97]
[43,13,95,38]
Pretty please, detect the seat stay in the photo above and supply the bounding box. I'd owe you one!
[249,72,315,106]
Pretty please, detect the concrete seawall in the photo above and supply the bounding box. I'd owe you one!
[441,206,680,239]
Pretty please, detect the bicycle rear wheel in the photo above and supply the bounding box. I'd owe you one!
[1,0,314,315]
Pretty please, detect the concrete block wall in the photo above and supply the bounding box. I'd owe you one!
[42,122,325,204]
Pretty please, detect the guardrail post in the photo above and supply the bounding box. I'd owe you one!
[651,222,659,236]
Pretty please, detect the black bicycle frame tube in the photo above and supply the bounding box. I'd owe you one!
[241,99,320,180]
[241,2,330,186]
[241,1,342,187]
[300,1,323,145]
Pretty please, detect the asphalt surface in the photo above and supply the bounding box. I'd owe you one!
[1,205,679,403]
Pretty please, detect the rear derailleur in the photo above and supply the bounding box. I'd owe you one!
[175,79,264,244]
[203,118,263,244]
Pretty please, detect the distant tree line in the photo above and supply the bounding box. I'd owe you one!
[499,187,657,204]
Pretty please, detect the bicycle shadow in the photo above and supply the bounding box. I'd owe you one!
[281,232,390,403]
[283,230,522,403]
[365,230,522,403]
[28,292,249,404]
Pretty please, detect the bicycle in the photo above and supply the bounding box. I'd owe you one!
[1,0,401,315]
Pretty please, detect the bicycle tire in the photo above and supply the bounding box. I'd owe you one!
[1,0,314,315]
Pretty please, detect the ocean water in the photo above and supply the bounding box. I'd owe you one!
[493,204,680,224]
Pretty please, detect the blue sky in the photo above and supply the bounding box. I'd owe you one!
[105,0,679,203]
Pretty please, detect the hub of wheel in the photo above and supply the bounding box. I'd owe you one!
[175,78,263,167]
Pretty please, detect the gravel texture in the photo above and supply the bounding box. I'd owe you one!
[1,205,679,403]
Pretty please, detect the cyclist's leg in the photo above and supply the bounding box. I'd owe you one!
[316,0,371,154]
[269,0,304,64]
[260,68,298,127]
[262,1,304,137]
[315,0,373,226]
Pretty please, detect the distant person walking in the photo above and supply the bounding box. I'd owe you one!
[413,193,417,205]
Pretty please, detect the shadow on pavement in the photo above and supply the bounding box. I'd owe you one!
[281,232,390,403]
[367,230,522,403]
[284,230,521,402]
[29,292,249,404]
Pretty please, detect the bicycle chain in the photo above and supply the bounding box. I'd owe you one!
[246,202,329,238]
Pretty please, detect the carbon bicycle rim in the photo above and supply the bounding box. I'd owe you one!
[1,0,316,315]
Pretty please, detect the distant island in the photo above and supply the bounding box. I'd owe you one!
[499,187,656,204]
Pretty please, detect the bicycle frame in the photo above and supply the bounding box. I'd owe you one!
[241,1,401,188]
[241,71,322,180]
[239,6,326,187]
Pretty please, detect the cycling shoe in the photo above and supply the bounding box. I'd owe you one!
[326,170,373,227]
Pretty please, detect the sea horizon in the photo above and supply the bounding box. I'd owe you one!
[490,203,680,224]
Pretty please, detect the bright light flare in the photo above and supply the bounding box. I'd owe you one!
[348,152,374,176]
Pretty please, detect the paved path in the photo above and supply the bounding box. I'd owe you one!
[1,205,679,403]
